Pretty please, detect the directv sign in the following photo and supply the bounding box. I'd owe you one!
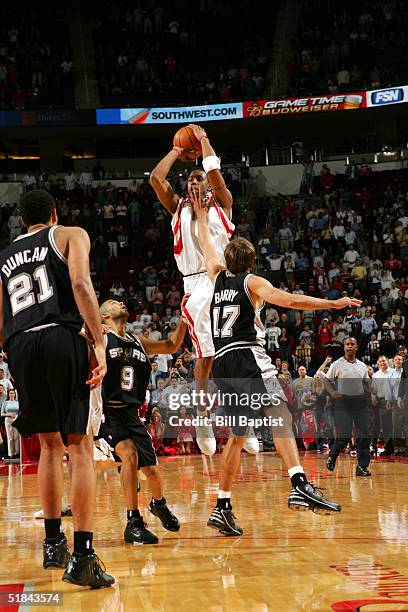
[367,86,408,107]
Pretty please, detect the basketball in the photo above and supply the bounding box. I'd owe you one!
[173,126,202,161]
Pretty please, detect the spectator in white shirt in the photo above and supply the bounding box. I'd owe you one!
[333,222,345,240]
[328,263,340,282]
[8,208,23,241]
[79,167,93,196]
[343,245,359,269]
[22,170,37,191]
[64,171,77,191]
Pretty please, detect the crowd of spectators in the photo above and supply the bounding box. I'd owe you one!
[0,7,73,109]
[92,0,271,106]
[2,159,408,457]
[288,0,408,96]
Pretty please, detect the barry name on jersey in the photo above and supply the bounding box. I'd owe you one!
[214,289,238,304]
[1,247,48,278]
[109,346,147,362]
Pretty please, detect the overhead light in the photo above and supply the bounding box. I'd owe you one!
[9,155,40,160]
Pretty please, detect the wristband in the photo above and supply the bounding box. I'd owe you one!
[202,155,221,173]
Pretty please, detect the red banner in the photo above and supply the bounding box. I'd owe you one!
[244,92,367,118]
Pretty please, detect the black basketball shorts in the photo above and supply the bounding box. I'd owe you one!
[102,405,157,469]
[7,325,91,438]
[212,346,287,436]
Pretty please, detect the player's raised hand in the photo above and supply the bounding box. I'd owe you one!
[187,124,208,142]
[190,186,208,218]
[332,296,362,309]
[172,145,184,158]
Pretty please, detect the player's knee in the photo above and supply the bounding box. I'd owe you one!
[119,449,138,467]
[39,433,65,453]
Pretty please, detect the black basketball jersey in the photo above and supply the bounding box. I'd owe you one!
[104,331,151,408]
[211,271,265,357]
[0,226,82,350]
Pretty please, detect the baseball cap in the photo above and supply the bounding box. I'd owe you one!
[383,322,390,327]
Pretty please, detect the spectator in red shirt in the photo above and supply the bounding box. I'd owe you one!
[11,85,26,108]
[385,253,399,271]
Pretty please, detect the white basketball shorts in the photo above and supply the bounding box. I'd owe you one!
[182,272,215,359]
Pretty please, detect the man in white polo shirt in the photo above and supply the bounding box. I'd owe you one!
[320,337,372,476]
[372,355,395,456]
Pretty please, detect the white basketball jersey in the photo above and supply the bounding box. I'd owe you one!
[171,192,234,276]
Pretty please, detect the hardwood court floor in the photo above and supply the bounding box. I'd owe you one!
[1,452,408,611]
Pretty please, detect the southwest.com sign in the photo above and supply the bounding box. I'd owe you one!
[96,103,243,125]
[96,85,408,125]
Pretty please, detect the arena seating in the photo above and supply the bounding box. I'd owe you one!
[0,5,73,108]
[92,0,273,106]
[288,0,408,96]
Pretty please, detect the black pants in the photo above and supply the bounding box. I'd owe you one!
[329,395,370,468]
[378,398,394,453]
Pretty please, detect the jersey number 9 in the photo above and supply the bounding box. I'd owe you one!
[121,366,134,391]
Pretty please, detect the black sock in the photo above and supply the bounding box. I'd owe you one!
[127,509,141,520]
[290,472,308,488]
[152,497,166,506]
[216,497,232,510]
[44,518,63,541]
[73,531,93,556]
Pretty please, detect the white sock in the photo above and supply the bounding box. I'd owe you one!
[288,465,305,478]
[218,490,231,499]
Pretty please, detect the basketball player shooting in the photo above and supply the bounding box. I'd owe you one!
[191,191,363,534]
[150,124,257,455]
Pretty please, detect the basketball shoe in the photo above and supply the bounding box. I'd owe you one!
[243,433,259,454]
[124,517,159,544]
[356,465,371,477]
[195,413,216,455]
[326,455,337,472]
[43,536,70,569]
[207,506,243,536]
[288,482,341,515]
[62,553,114,588]
[148,499,180,531]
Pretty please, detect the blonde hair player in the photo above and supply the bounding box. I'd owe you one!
[150,124,258,456]
[191,190,362,535]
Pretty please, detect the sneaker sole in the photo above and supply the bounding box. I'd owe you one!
[207,520,243,536]
[288,502,309,512]
[44,561,68,570]
[62,574,113,589]
[124,537,158,545]
[289,501,341,515]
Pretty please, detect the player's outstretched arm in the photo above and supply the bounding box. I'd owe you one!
[58,226,106,387]
[247,275,362,311]
[191,189,225,282]
[140,319,187,355]
[150,148,183,215]
[188,124,233,215]
[0,285,4,347]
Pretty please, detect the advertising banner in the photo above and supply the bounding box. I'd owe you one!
[96,102,243,125]
[243,92,367,118]
[366,85,408,107]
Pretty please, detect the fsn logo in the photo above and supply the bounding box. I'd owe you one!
[371,88,404,104]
